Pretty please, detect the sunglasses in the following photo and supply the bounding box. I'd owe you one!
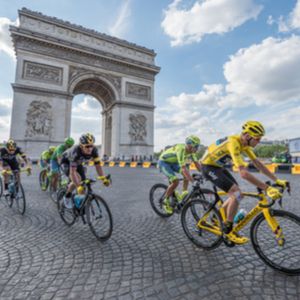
[83,145,93,149]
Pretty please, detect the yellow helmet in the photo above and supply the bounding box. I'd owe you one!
[79,133,95,145]
[242,121,265,138]
[6,139,17,151]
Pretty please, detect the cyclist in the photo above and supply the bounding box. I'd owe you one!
[39,146,56,191]
[158,135,202,214]
[0,139,31,196]
[50,137,74,192]
[60,133,110,208]
[201,121,288,244]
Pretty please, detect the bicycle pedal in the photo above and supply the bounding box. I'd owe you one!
[223,236,236,248]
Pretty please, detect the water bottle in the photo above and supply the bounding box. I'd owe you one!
[74,194,85,208]
[234,209,247,224]
[8,182,15,194]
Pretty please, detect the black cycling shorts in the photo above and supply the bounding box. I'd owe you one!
[201,164,237,192]
[2,159,20,172]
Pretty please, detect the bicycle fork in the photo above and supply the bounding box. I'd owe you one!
[263,209,285,246]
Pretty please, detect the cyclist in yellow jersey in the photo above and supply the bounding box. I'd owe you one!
[201,121,288,244]
[158,135,202,214]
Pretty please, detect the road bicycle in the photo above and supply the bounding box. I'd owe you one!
[57,175,113,241]
[39,166,69,203]
[1,168,31,215]
[149,174,211,217]
[181,181,300,275]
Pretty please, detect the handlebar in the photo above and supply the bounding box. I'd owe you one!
[1,168,31,176]
[80,174,111,186]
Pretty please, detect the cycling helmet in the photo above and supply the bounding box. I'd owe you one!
[185,135,201,147]
[6,139,16,151]
[242,121,265,138]
[64,137,75,147]
[79,133,95,145]
[48,146,56,153]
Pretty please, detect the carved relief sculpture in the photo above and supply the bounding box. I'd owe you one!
[25,100,52,137]
[128,113,147,144]
[23,61,63,85]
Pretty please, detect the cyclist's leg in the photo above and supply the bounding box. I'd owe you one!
[158,161,179,198]
[2,161,11,193]
[50,159,60,190]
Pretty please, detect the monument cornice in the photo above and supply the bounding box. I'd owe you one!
[19,8,156,57]
[10,26,160,75]
[12,83,73,99]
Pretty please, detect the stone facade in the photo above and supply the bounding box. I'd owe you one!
[10,8,160,158]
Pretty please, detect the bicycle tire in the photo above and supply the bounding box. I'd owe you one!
[39,170,49,191]
[86,194,113,241]
[181,197,223,250]
[251,209,300,275]
[57,188,76,226]
[0,176,3,198]
[14,183,26,215]
[149,183,173,218]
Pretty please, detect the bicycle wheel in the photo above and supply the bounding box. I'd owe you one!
[149,183,173,218]
[14,183,26,215]
[181,198,223,250]
[86,194,113,241]
[39,170,49,191]
[0,176,3,198]
[57,188,76,226]
[251,210,300,275]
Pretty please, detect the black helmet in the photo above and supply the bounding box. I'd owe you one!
[79,133,95,145]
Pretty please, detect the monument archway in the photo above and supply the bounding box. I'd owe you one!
[9,8,160,159]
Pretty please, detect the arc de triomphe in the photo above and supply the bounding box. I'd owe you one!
[9,8,160,158]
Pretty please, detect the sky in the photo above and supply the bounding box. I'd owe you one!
[0,0,300,151]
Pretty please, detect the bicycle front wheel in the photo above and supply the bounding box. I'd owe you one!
[14,184,26,215]
[86,194,113,241]
[251,210,300,275]
[149,183,173,218]
[181,198,223,250]
[57,188,76,226]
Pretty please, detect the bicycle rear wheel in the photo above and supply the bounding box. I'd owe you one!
[57,188,76,226]
[14,183,26,215]
[39,170,49,191]
[86,194,113,241]
[149,183,173,218]
[251,210,300,275]
[181,198,223,250]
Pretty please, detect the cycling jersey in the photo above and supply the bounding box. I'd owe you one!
[201,135,256,168]
[41,150,52,162]
[0,147,27,171]
[51,144,67,161]
[0,147,27,163]
[159,144,198,167]
[61,145,100,167]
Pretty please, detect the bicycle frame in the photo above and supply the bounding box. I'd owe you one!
[197,190,285,245]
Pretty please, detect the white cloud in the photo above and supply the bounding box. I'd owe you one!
[223,35,300,106]
[0,98,12,142]
[270,0,300,32]
[161,0,263,46]
[0,17,18,59]
[108,0,131,38]
[155,35,300,150]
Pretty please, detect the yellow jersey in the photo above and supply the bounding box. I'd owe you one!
[201,135,256,168]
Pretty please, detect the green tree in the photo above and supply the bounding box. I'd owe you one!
[254,144,287,158]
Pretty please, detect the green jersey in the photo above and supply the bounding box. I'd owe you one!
[159,144,198,167]
[51,144,67,161]
[41,150,52,162]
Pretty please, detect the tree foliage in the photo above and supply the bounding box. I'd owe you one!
[254,144,288,158]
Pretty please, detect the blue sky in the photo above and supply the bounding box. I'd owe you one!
[1,0,300,151]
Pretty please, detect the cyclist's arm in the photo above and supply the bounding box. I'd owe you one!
[238,166,268,190]
[181,165,193,182]
[94,158,104,177]
[176,146,193,182]
[252,158,277,182]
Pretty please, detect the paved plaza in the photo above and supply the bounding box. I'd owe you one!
[0,166,299,300]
